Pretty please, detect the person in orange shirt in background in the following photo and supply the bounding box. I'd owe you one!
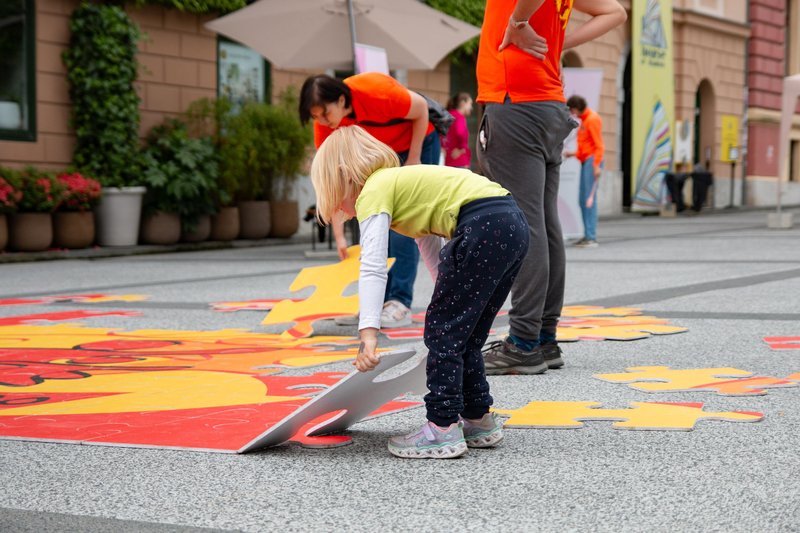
[565,94,604,248]
[299,72,440,329]
[476,0,626,375]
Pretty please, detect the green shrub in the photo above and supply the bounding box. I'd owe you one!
[139,119,218,232]
[183,97,237,206]
[221,94,312,202]
[63,3,141,188]
[132,0,246,14]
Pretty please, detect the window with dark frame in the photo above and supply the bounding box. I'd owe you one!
[0,0,35,141]
[217,37,271,110]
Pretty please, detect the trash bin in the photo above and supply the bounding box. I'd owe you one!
[664,171,689,212]
[691,167,714,212]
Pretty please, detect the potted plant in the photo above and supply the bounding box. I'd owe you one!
[0,167,22,251]
[184,97,240,241]
[53,171,101,249]
[268,89,314,238]
[8,168,64,252]
[139,118,218,245]
[221,93,313,240]
[63,3,145,247]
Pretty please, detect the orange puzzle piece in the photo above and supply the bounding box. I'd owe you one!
[594,366,798,396]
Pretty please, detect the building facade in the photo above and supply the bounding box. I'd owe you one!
[2,0,798,213]
[556,0,798,213]
[0,0,449,172]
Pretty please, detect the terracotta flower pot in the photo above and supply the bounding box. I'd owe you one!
[53,211,95,249]
[269,200,299,238]
[139,212,181,245]
[209,206,240,241]
[0,214,7,251]
[9,212,53,252]
[181,214,211,242]
[238,200,271,239]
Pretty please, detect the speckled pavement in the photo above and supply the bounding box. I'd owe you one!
[1,208,799,532]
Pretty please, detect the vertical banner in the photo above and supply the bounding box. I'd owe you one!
[559,68,604,238]
[631,0,675,212]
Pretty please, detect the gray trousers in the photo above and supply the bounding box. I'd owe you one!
[476,100,576,340]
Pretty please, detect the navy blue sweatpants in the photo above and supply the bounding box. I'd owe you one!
[423,196,529,426]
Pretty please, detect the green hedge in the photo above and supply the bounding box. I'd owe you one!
[132,0,246,14]
[63,3,142,188]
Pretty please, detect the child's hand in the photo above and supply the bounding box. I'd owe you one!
[336,236,348,260]
[355,329,380,372]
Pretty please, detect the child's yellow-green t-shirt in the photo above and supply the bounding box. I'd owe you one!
[355,165,509,239]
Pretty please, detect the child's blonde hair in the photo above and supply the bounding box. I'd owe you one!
[310,125,400,224]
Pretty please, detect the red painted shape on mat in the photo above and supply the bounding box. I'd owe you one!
[764,336,800,350]
[0,348,190,387]
[0,391,117,409]
[0,398,417,451]
[0,310,140,325]
[0,370,418,451]
[690,376,795,395]
[652,401,704,408]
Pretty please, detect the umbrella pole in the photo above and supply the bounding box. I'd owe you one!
[347,0,358,73]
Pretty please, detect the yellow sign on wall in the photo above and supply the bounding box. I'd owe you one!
[720,115,740,163]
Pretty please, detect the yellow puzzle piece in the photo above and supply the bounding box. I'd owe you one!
[494,401,764,430]
[561,305,644,317]
[261,245,393,338]
[594,366,798,396]
[556,320,687,341]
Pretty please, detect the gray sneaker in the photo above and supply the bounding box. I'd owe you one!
[539,343,565,369]
[387,421,467,459]
[482,339,548,375]
[461,412,504,448]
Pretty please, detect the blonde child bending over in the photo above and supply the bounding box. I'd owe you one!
[311,126,529,459]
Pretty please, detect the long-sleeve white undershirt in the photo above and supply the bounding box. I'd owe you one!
[357,213,445,331]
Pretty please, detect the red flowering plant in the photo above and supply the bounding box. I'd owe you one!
[15,167,65,213]
[0,167,22,214]
[56,172,102,212]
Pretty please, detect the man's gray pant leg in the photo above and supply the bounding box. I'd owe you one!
[475,104,542,339]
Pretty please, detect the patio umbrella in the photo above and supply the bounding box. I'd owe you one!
[205,0,481,71]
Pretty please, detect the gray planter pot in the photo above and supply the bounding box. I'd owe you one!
[95,187,145,246]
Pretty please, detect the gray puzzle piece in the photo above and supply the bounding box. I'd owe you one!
[239,349,426,452]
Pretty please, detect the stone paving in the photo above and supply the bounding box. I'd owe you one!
[1,207,799,532]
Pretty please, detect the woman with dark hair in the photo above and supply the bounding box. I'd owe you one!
[442,92,473,168]
[299,72,441,328]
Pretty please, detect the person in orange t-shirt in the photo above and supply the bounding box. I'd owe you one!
[476,0,626,375]
[299,73,440,329]
[565,94,604,247]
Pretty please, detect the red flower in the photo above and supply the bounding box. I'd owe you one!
[56,172,102,212]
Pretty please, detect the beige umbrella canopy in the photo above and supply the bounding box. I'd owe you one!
[205,0,481,71]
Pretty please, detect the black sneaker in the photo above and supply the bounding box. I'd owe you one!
[538,343,565,369]
[482,339,548,375]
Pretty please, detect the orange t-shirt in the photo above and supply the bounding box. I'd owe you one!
[477,0,574,103]
[576,108,604,169]
[313,72,434,153]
